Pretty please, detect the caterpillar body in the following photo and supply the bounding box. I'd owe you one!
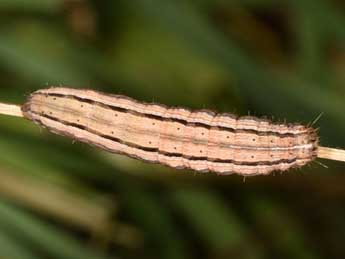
[22,87,318,176]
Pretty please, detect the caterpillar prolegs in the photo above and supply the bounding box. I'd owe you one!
[22,87,318,176]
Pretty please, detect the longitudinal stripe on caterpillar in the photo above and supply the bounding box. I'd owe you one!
[29,111,304,166]
[32,92,309,136]
[29,98,314,152]
[22,87,318,176]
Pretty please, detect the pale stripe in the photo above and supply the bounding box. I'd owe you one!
[36,87,309,135]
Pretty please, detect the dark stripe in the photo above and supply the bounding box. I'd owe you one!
[31,111,300,167]
[39,92,308,138]
[29,99,304,150]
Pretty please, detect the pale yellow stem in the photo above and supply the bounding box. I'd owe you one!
[0,102,344,164]
[0,103,23,117]
[317,146,345,163]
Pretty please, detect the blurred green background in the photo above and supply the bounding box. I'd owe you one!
[0,0,344,258]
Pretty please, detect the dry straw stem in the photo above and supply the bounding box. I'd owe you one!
[0,102,23,117]
[0,102,344,164]
[317,147,345,163]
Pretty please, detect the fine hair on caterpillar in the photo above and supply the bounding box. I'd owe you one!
[21,87,319,176]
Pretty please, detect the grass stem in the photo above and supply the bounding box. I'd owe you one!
[0,102,344,164]
[317,147,345,163]
[0,103,23,118]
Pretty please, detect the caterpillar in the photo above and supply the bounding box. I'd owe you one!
[21,87,318,176]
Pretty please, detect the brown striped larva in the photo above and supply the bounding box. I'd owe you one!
[22,87,318,176]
